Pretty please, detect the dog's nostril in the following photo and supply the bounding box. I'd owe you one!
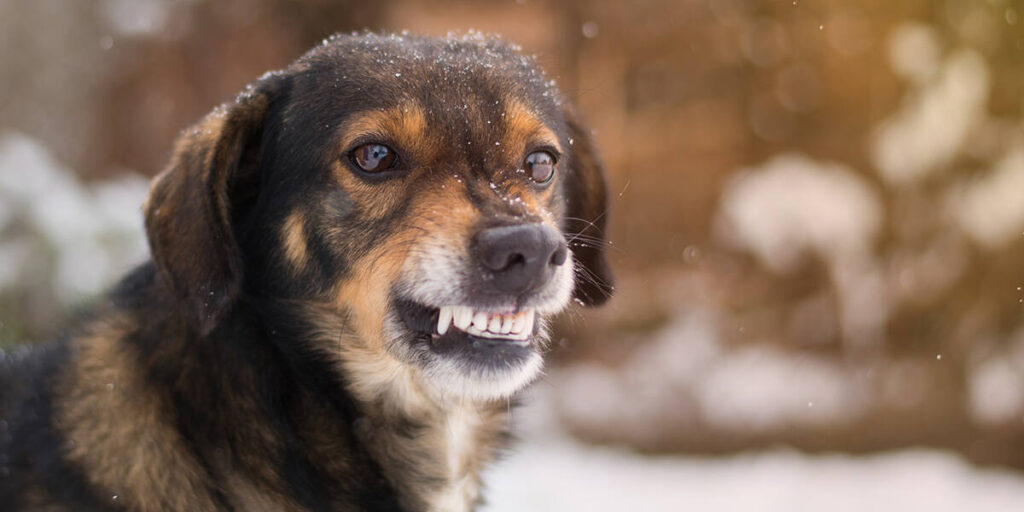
[506,253,527,270]
[484,249,526,271]
[550,244,568,266]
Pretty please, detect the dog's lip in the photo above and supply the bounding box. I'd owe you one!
[394,298,538,344]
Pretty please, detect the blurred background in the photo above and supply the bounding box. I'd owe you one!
[3,0,1024,509]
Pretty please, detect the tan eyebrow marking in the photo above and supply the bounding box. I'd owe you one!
[340,101,429,154]
[503,99,562,155]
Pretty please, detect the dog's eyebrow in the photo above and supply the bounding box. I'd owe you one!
[503,99,563,155]
[339,102,429,151]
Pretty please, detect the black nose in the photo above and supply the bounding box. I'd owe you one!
[473,224,568,295]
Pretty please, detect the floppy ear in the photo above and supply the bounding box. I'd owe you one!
[144,80,278,335]
[562,107,614,306]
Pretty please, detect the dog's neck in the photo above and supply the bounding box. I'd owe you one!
[337,350,510,512]
[233,296,512,512]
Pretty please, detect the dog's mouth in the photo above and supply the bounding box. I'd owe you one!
[395,299,539,348]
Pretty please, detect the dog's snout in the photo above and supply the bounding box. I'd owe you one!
[474,224,567,294]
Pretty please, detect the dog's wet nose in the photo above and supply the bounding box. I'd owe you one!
[474,224,567,295]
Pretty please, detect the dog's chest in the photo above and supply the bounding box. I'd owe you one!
[427,403,483,512]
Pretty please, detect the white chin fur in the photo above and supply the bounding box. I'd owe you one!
[424,350,544,401]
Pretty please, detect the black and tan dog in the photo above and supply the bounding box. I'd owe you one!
[0,32,611,511]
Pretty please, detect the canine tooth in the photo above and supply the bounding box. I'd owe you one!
[500,316,513,334]
[472,312,488,330]
[438,306,453,335]
[488,316,502,332]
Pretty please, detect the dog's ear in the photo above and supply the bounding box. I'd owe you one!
[562,106,614,306]
[144,78,281,335]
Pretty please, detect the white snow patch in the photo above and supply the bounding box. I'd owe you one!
[947,148,1024,249]
[555,311,867,435]
[887,23,941,83]
[485,393,1024,512]
[872,47,989,185]
[696,347,867,431]
[484,440,1024,512]
[715,153,886,347]
[0,133,149,304]
[715,153,881,273]
[968,328,1024,426]
[98,0,171,38]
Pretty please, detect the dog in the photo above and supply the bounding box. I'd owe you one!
[0,32,612,511]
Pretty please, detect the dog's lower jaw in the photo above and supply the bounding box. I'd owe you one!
[422,349,544,401]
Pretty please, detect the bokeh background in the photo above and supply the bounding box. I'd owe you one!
[3,0,1024,509]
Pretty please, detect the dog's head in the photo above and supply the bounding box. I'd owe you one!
[143,33,612,401]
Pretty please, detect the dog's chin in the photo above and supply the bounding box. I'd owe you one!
[391,298,547,401]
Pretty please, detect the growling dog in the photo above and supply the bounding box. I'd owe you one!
[0,32,612,511]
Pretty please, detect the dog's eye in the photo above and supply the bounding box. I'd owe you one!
[524,151,557,184]
[351,143,398,173]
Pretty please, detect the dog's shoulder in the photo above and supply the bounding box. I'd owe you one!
[1,336,112,510]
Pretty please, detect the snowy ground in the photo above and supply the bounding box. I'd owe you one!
[483,391,1024,512]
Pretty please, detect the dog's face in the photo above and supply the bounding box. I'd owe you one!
[143,34,612,401]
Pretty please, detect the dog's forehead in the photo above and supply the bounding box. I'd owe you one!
[291,33,564,132]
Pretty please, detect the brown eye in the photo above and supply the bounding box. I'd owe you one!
[525,151,556,184]
[351,143,397,173]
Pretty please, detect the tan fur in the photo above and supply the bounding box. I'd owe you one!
[55,320,221,512]
[218,473,305,512]
[281,211,309,270]
[502,99,562,157]
[338,102,432,161]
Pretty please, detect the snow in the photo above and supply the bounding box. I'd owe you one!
[714,153,887,347]
[484,391,1024,512]
[887,23,942,83]
[715,153,881,274]
[872,44,989,186]
[947,148,1024,248]
[554,311,869,436]
[695,346,866,431]
[0,133,149,305]
[485,440,1024,512]
[98,0,171,38]
[968,326,1024,426]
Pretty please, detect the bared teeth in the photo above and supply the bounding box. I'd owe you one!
[437,306,453,335]
[454,307,472,330]
[511,313,526,334]
[472,312,489,330]
[434,306,535,340]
